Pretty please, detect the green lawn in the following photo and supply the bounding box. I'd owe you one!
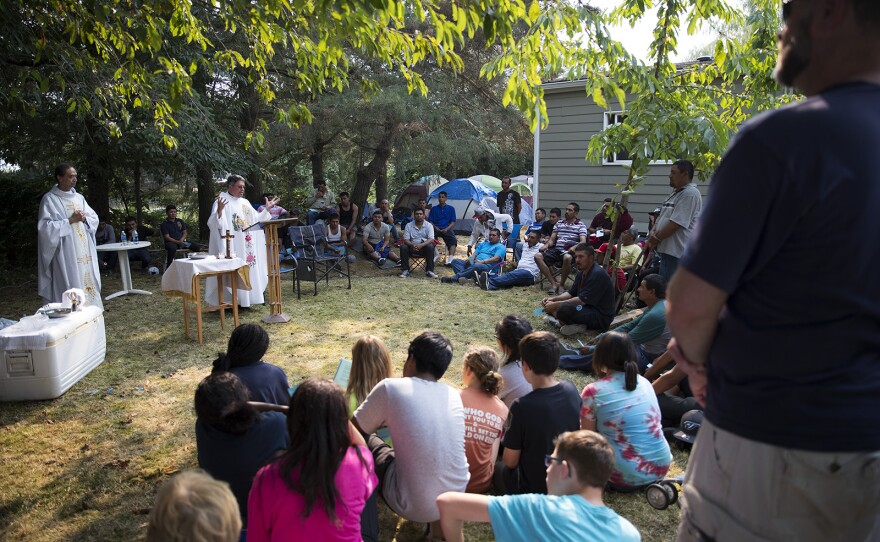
[0,259,684,541]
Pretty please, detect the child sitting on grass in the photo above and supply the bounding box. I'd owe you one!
[437,430,641,542]
[580,332,671,491]
[493,331,581,495]
[459,347,508,493]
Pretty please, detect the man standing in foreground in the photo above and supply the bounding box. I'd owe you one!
[666,1,880,540]
[436,430,640,542]
[37,163,103,309]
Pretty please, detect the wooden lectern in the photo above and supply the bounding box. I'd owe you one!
[250,218,300,323]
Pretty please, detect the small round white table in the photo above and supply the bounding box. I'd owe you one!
[95,241,153,300]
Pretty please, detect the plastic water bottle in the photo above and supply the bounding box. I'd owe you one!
[120,230,127,245]
[132,229,139,243]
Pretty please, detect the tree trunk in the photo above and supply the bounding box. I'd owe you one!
[237,78,264,202]
[309,141,324,184]
[82,119,111,219]
[350,117,400,211]
[246,170,262,203]
[375,169,388,203]
[196,164,214,242]
[133,162,143,223]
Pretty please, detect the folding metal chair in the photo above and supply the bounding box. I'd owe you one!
[505,224,523,264]
[287,224,352,298]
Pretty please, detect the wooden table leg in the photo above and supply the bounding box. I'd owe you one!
[182,296,190,340]
[194,275,204,345]
[217,274,226,331]
[231,270,239,328]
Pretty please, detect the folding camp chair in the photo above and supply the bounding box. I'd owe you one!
[504,224,523,270]
[408,254,427,272]
[287,224,351,298]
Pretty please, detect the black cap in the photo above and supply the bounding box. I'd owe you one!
[672,410,703,444]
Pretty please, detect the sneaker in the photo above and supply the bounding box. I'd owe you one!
[378,257,386,266]
[458,277,472,285]
[478,271,489,291]
[560,324,588,336]
[546,285,560,295]
[426,271,438,279]
[400,270,411,278]
[440,277,454,284]
[543,315,561,327]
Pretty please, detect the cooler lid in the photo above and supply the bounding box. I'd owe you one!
[0,306,103,350]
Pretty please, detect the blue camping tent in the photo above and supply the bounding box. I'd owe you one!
[428,178,497,234]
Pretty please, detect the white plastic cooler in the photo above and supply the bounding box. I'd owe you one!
[0,306,106,401]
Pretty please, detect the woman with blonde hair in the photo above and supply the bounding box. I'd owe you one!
[459,347,508,493]
[346,335,393,414]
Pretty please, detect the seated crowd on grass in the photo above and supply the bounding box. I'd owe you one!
[146,298,689,541]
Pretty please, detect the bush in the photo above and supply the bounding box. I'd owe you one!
[0,171,48,270]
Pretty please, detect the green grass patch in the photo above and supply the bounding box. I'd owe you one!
[0,256,684,541]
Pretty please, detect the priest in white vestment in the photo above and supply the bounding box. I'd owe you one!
[37,163,103,309]
[206,175,279,307]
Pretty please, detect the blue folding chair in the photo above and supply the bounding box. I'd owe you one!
[503,223,523,273]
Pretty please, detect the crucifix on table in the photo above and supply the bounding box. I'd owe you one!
[222,230,235,258]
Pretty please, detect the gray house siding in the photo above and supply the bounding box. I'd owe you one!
[535,82,711,231]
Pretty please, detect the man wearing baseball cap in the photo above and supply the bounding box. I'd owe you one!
[466,206,513,258]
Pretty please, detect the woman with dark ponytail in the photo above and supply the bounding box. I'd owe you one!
[459,347,509,493]
[495,315,533,407]
[212,323,290,406]
[579,332,671,491]
[194,372,290,532]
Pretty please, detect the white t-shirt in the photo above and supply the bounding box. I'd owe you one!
[354,377,469,522]
[517,242,543,278]
[498,361,533,408]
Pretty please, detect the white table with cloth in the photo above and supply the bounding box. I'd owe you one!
[161,256,251,344]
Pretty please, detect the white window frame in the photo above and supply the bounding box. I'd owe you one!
[602,111,673,166]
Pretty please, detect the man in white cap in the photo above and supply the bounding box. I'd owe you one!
[466,206,513,258]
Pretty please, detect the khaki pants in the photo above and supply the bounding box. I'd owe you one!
[678,418,880,542]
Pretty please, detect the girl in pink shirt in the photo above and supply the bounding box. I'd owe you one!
[248,378,378,542]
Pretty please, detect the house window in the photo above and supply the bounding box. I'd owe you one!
[602,111,671,166]
[603,112,631,164]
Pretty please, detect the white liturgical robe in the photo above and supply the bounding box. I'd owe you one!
[206,192,271,307]
[37,186,103,309]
